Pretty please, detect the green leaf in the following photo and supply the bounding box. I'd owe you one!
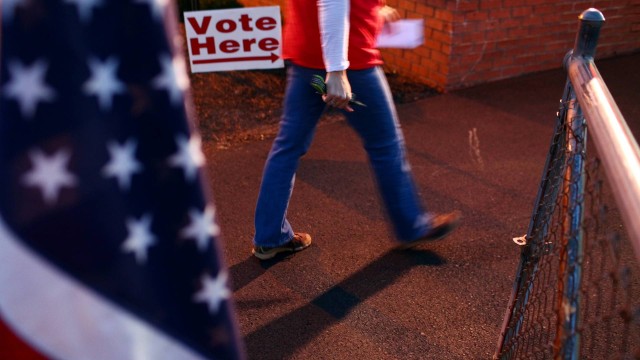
[310,75,327,94]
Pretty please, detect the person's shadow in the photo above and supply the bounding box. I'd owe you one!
[229,248,446,358]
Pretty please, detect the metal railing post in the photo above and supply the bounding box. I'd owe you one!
[566,10,640,260]
[553,9,606,359]
[553,80,586,360]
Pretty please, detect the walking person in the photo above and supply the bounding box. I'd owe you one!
[252,0,461,260]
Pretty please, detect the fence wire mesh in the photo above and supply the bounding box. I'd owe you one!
[495,80,640,359]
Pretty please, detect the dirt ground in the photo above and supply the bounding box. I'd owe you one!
[188,66,439,149]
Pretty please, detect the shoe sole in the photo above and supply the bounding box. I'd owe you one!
[396,218,461,250]
[252,243,311,260]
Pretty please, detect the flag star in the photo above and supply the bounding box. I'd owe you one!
[64,0,104,22]
[102,139,143,190]
[134,0,170,20]
[22,149,77,205]
[3,59,56,119]
[181,205,220,252]
[152,54,189,105]
[83,57,126,111]
[168,134,205,181]
[121,215,156,264]
[2,0,26,21]
[193,272,231,314]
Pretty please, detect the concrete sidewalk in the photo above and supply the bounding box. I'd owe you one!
[208,53,640,359]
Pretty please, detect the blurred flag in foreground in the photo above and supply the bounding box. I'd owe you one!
[0,1,243,359]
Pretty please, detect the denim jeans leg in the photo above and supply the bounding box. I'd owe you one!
[345,67,430,241]
[253,65,326,247]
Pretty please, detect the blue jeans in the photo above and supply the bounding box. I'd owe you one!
[253,64,431,247]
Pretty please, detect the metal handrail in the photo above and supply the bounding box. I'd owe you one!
[565,8,640,261]
[494,8,640,359]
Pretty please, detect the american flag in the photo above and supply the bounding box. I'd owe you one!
[0,1,244,359]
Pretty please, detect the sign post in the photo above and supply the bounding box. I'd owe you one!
[184,6,284,73]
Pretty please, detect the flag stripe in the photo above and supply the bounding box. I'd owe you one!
[0,214,207,360]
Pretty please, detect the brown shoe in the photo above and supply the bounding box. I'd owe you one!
[397,211,462,249]
[252,232,312,260]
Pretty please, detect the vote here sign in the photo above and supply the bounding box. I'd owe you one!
[184,6,283,73]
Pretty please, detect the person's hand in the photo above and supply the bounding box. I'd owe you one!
[379,5,400,24]
[324,70,353,112]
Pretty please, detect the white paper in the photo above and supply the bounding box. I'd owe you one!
[376,19,424,49]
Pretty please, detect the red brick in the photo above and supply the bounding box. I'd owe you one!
[424,38,442,51]
[398,0,416,12]
[527,0,548,5]
[415,4,434,17]
[512,6,533,17]
[480,0,501,10]
[451,43,484,55]
[437,62,449,74]
[545,41,573,53]
[534,4,555,15]
[491,54,514,67]
[403,10,418,18]
[441,43,452,55]
[392,59,411,71]
[507,27,531,38]
[490,9,511,19]
[435,9,454,22]
[458,31,485,43]
[541,13,563,24]
[499,18,522,29]
[431,29,452,44]
[409,63,425,75]
[454,20,480,33]
[465,12,489,21]
[483,30,504,42]
[415,46,432,58]
[503,0,526,6]
[496,39,522,50]
[422,26,433,37]
[427,0,446,9]
[429,18,446,31]
[454,1,478,11]
[557,4,574,14]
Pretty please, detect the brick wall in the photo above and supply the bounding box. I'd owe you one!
[382,0,453,90]
[237,0,640,91]
[445,0,640,90]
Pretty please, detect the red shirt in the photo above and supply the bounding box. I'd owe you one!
[282,0,384,70]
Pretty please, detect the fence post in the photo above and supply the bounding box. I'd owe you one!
[571,8,605,58]
[554,9,605,360]
[553,80,586,360]
[567,10,640,259]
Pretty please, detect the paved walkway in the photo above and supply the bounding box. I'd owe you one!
[209,53,640,359]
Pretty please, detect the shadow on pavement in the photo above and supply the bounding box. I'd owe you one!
[239,248,446,358]
[297,158,383,221]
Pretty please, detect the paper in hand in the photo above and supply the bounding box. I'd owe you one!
[376,19,424,49]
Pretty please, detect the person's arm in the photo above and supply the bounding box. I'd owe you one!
[318,0,353,111]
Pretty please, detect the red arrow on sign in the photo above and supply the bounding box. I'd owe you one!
[193,53,279,64]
